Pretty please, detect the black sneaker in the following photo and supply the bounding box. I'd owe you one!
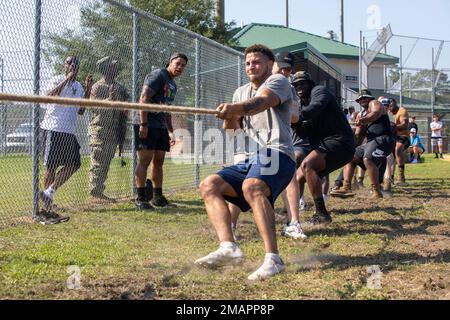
[302,213,332,229]
[34,210,70,225]
[135,199,155,211]
[145,179,153,201]
[150,195,171,208]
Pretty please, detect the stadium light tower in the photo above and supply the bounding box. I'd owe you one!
[215,0,225,32]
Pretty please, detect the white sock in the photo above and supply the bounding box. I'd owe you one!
[299,195,305,203]
[44,187,55,199]
[265,253,282,264]
[220,241,236,249]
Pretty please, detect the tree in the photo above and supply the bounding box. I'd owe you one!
[44,0,238,106]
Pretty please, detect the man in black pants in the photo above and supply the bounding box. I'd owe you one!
[134,53,188,210]
[293,72,355,227]
[331,90,395,200]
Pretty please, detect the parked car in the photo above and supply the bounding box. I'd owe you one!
[6,123,32,153]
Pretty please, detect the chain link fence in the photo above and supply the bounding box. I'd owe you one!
[0,0,245,227]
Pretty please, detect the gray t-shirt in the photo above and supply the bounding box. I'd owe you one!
[232,73,295,161]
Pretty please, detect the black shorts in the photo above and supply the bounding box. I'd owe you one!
[315,138,355,178]
[134,125,170,152]
[42,130,81,169]
[355,135,395,167]
[396,135,410,149]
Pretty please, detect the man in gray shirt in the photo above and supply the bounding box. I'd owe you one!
[195,44,296,281]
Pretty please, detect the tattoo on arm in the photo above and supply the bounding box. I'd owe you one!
[241,97,268,115]
[140,86,155,104]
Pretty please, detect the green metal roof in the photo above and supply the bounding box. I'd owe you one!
[233,23,399,64]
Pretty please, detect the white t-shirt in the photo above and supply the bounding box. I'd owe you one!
[430,121,443,137]
[40,75,85,134]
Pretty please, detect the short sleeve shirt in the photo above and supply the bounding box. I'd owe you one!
[232,74,295,161]
[40,75,85,134]
[430,121,443,137]
[143,68,177,129]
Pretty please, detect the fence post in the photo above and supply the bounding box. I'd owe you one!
[32,0,42,219]
[132,12,139,195]
[0,57,5,156]
[194,38,201,188]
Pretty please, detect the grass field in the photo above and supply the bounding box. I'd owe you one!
[0,155,448,300]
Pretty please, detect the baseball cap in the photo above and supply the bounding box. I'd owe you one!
[410,128,417,133]
[292,71,315,85]
[380,98,392,106]
[96,56,118,73]
[275,51,295,69]
[356,89,375,102]
[169,52,188,63]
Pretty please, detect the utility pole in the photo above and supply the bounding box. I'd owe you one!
[340,0,344,42]
[215,0,225,33]
[285,0,289,27]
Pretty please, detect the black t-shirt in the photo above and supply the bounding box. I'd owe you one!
[299,86,354,151]
[366,104,393,141]
[143,68,177,129]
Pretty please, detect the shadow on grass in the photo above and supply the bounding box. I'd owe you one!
[292,250,449,273]
[306,217,444,239]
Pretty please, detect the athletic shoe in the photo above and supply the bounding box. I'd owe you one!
[282,221,307,240]
[39,191,54,211]
[151,195,177,208]
[194,246,244,269]
[302,213,332,229]
[440,154,444,159]
[410,159,418,164]
[299,198,307,211]
[135,199,155,211]
[34,210,69,225]
[247,256,286,281]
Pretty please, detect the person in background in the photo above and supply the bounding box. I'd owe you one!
[430,114,444,159]
[409,128,425,164]
[88,56,130,204]
[38,56,93,224]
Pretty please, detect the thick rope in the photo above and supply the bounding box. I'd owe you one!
[0,93,219,116]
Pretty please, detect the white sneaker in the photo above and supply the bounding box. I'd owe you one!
[282,221,307,240]
[299,198,307,211]
[195,246,244,269]
[248,256,286,281]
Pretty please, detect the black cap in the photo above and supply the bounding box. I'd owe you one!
[355,89,375,102]
[275,51,295,69]
[169,52,188,64]
[292,71,315,85]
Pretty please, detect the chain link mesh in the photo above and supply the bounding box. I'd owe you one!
[0,0,245,227]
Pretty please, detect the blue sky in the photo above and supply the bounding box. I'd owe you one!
[225,0,450,69]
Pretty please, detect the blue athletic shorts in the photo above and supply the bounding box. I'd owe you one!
[217,149,295,212]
